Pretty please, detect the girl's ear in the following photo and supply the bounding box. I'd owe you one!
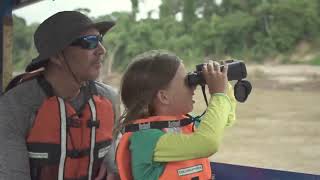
[155,90,170,105]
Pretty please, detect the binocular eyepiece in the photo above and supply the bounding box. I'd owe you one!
[186,60,252,102]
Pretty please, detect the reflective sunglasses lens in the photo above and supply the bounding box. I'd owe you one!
[83,36,100,49]
[71,35,102,49]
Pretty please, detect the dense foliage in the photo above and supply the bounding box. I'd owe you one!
[13,0,320,71]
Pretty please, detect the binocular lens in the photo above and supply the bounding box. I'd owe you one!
[234,80,252,103]
[235,84,247,102]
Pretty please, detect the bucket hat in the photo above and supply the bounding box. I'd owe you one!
[26,11,115,72]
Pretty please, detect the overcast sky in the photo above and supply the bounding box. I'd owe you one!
[13,0,161,25]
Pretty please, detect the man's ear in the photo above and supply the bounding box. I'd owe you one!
[155,90,170,105]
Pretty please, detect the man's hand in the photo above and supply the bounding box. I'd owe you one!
[94,163,107,180]
[95,163,120,180]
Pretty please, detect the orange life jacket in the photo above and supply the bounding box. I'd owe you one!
[25,76,114,180]
[116,115,213,180]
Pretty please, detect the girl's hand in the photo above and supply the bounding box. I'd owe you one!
[202,61,228,94]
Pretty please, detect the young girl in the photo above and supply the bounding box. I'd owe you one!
[115,50,236,180]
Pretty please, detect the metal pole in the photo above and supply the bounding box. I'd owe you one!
[0,0,13,93]
[0,16,3,94]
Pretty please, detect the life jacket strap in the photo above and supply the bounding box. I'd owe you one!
[67,149,90,159]
[124,118,194,132]
[37,75,55,97]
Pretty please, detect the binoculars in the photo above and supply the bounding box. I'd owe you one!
[186,60,252,102]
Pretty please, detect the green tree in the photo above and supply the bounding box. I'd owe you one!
[131,0,139,20]
[12,15,38,71]
[268,0,319,51]
[159,0,182,19]
[182,0,197,29]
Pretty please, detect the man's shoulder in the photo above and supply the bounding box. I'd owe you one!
[0,79,46,133]
[93,81,119,100]
[1,79,46,105]
[3,79,40,96]
[91,81,120,119]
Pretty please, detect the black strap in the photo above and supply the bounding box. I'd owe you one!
[67,140,112,159]
[75,81,97,115]
[4,73,25,93]
[201,85,208,107]
[124,118,195,132]
[37,75,55,97]
[64,175,88,180]
[199,85,208,118]
[67,149,90,159]
[28,141,111,162]
[88,80,98,96]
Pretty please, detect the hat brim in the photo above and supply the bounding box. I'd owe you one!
[91,21,115,35]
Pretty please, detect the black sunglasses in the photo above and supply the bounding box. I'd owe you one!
[70,35,103,49]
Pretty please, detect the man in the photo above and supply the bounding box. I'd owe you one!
[0,11,120,180]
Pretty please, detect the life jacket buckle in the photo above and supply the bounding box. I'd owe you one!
[87,119,100,128]
[168,120,181,128]
[67,117,81,128]
[138,122,151,130]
